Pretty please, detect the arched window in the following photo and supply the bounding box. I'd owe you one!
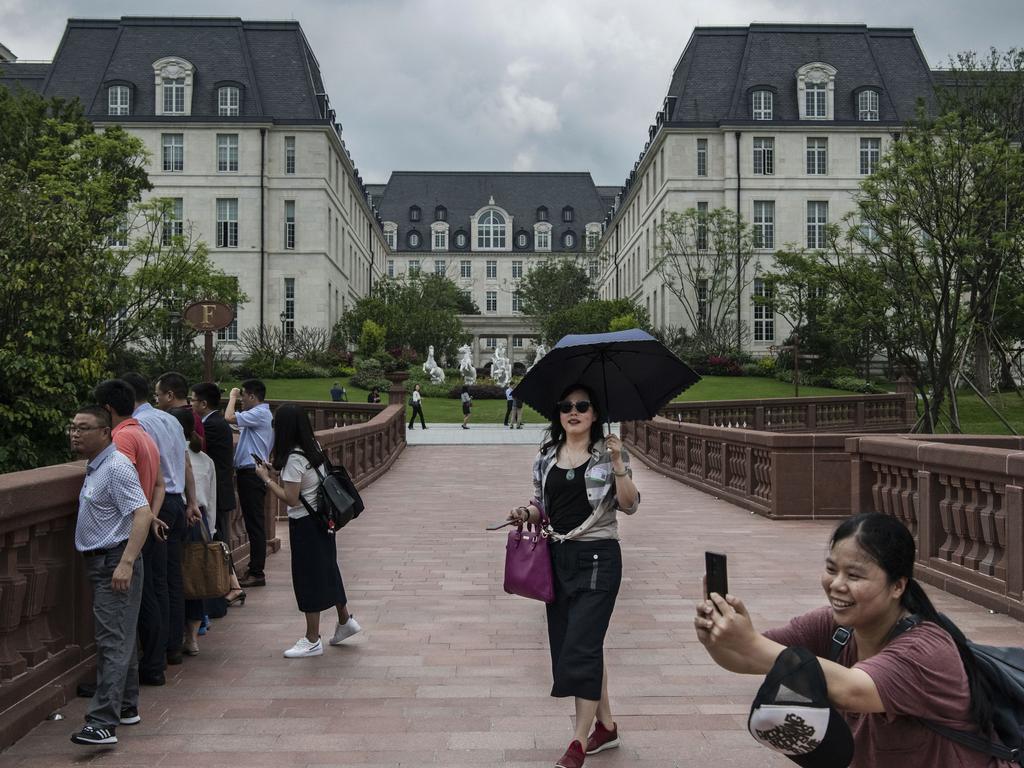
[752,90,773,120]
[407,230,421,249]
[516,231,529,249]
[562,231,576,249]
[218,86,240,116]
[108,84,131,116]
[454,230,468,249]
[477,210,507,249]
[858,89,880,121]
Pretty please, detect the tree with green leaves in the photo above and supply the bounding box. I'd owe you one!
[541,299,650,345]
[655,207,756,356]
[517,256,597,336]
[338,274,473,361]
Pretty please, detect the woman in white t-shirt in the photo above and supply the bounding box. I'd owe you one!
[255,403,361,658]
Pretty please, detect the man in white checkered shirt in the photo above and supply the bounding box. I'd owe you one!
[68,405,159,747]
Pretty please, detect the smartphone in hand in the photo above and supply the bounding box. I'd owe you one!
[705,551,728,603]
[251,453,264,466]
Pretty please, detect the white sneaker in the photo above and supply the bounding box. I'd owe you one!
[329,617,362,646]
[283,636,323,658]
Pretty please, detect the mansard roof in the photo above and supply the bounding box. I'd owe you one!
[1,16,332,122]
[0,62,51,93]
[664,23,935,125]
[376,171,607,253]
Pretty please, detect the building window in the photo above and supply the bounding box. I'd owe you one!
[217,277,239,341]
[753,278,774,342]
[455,231,468,249]
[477,210,507,249]
[586,231,599,251]
[218,86,239,116]
[511,260,523,279]
[108,204,130,247]
[216,198,238,248]
[697,279,708,329]
[284,200,295,250]
[806,138,827,175]
[535,224,551,251]
[283,278,295,341]
[407,231,421,249]
[753,137,774,175]
[432,225,448,251]
[387,259,395,278]
[563,231,576,249]
[752,90,773,120]
[484,336,498,349]
[696,138,708,177]
[486,291,497,312]
[384,225,396,250]
[536,206,548,222]
[217,134,238,172]
[512,292,522,312]
[409,206,421,222]
[163,78,185,114]
[285,136,296,174]
[753,201,775,249]
[460,260,472,278]
[858,90,880,121]
[517,232,528,248]
[807,201,828,249]
[696,202,708,251]
[513,336,524,348]
[805,82,827,119]
[562,206,574,223]
[486,260,497,279]
[860,138,881,175]
[588,259,599,279]
[161,133,183,172]
[434,259,446,276]
[407,259,420,276]
[108,85,130,116]
[435,205,447,222]
[162,198,183,245]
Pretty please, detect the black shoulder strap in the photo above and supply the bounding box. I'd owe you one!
[831,616,1019,764]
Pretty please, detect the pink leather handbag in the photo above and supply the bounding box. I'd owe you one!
[503,499,554,603]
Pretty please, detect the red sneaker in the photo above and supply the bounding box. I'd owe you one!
[585,721,619,755]
[555,739,586,768]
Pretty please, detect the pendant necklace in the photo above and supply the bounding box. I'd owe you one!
[564,449,586,480]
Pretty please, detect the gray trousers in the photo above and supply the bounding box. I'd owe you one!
[84,546,143,729]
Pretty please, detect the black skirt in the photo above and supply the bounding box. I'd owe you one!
[289,515,347,613]
[545,539,622,700]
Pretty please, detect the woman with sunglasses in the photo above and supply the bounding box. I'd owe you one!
[507,383,639,768]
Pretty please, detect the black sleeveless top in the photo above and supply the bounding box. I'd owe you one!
[546,461,592,534]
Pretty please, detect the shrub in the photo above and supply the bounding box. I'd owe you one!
[832,376,887,394]
[756,356,776,376]
[275,358,332,379]
[350,358,390,391]
[705,355,744,376]
[447,383,506,399]
[359,319,386,358]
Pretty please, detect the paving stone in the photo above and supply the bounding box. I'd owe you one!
[1,444,1019,767]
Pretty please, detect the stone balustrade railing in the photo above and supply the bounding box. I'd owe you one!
[0,400,406,749]
[265,400,384,431]
[661,392,915,433]
[847,434,1024,620]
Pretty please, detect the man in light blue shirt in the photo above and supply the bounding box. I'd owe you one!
[226,378,273,586]
[68,405,154,747]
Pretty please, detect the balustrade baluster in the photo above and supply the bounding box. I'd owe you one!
[0,531,29,680]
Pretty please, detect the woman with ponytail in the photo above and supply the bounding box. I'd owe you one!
[694,512,1009,767]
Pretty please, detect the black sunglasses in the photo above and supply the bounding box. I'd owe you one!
[557,399,592,414]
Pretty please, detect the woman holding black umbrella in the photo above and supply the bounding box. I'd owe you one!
[507,383,638,768]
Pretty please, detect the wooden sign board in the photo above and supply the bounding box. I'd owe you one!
[183,301,234,332]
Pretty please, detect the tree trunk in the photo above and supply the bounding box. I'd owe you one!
[974,331,992,396]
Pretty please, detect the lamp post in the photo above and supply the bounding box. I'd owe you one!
[279,310,288,344]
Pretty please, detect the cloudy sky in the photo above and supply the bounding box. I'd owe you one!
[3,0,1021,184]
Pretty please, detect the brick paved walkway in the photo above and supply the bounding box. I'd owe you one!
[2,445,1021,767]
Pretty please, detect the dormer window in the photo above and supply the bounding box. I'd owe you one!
[858,89,880,121]
[108,85,130,116]
[383,222,397,250]
[218,86,240,116]
[407,230,422,249]
[476,209,507,249]
[562,231,577,249]
[409,206,421,222]
[434,205,447,222]
[536,206,549,222]
[562,206,574,223]
[752,90,773,120]
[153,57,196,116]
[796,62,836,121]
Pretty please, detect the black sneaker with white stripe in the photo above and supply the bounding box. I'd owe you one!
[120,706,141,725]
[70,724,117,745]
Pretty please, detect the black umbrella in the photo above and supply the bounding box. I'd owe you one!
[513,328,700,423]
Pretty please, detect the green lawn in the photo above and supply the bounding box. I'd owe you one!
[232,374,1024,434]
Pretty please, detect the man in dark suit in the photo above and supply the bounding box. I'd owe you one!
[188,383,235,546]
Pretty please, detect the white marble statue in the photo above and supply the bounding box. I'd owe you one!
[458,344,477,385]
[529,343,548,371]
[491,340,512,387]
[422,345,445,385]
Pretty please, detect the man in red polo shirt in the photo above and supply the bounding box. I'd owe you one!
[95,379,165,511]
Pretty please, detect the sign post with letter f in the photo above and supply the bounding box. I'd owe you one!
[183,302,235,382]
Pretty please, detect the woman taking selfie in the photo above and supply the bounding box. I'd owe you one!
[694,512,1007,768]
[507,384,639,768]
[255,404,361,658]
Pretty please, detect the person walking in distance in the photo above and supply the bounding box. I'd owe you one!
[408,383,427,429]
[461,385,472,430]
[503,383,515,427]
[225,379,273,587]
[67,406,158,746]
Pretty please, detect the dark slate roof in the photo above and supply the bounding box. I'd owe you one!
[19,17,330,121]
[0,62,51,93]
[665,24,935,125]
[595,186,619,214]
[377,172,606,253]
